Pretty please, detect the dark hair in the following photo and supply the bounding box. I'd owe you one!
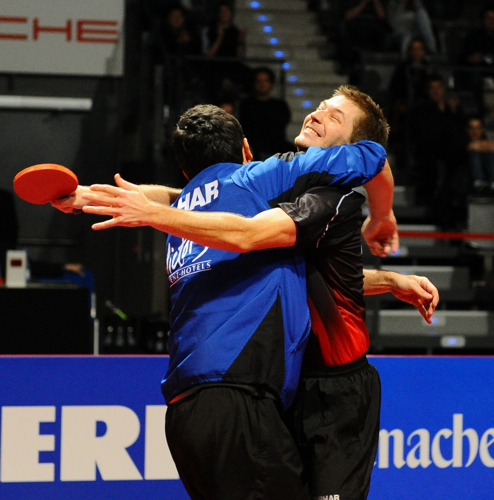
[172,104,245,179]
[253,66,276,84]
[333,85,390,147]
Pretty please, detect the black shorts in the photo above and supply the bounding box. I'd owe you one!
[286,355,381,500]
[165,385,310,500]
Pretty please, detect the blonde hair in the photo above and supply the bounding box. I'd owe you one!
[333,85,390,147]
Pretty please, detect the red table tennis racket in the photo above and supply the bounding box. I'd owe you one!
[13,164,78,205]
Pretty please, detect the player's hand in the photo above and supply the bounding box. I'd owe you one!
[82,174,159,230]
[362,210,399,257]
[389,274,439,324]
[50,186,90,213]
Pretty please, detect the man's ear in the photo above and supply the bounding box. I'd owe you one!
[242,137,254,164]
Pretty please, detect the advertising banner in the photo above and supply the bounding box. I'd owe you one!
[370,356,494,500]
[0,356,493,499]
[0,0,124,76]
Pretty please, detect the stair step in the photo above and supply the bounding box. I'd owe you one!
[285,59,339,74]
[368,310,491,336]
[240,0,307,10]
[285,70,345,84]
[380,265,470,290]
[237,0,310,15]
[246,23,320,38]
[395,224,439,247]
[286,95,338,110]
[246,45,321,60]
[247,32,325,47]
[286,84,343,100]
[468,199,494,249]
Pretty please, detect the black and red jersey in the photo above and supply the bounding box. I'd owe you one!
[280,185,368,366]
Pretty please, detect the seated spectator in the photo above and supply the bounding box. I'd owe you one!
[409,75,468,227]
[204,1,248,58]
[466,116,494,195]
[387,0,437,57]
[388,36,433,153]
[202,1,251,100]
[156,3,202,57]
[457,3,494,114]
[238,67,294,160]
[337,0,392,73]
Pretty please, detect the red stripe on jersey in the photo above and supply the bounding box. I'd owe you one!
[307,282,369,366]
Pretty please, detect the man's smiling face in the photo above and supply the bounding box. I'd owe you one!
[294,95,362,151]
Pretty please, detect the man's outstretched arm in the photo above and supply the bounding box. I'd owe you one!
[51,183,182,213]
[363,269,439,324]
[83,175,297,252]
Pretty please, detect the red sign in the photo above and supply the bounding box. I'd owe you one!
[0,16,119,43]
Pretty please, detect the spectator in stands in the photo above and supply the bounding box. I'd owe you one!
[337,0,392,73]
[466,116,494,195]
[457,3,494,114]
[388,36,433,154]
[387,0,437,57]
[203,1,251,100]
[204,1,247,58]
[409,74,468,227]
[156,3,202,56]
[238,67,294,160]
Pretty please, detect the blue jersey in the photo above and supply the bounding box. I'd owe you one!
[161,141,386,409]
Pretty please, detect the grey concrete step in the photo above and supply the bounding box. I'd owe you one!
[247,32,326,48]
[369,310,492,336]
[238,0,307,11]
[287,95,337,111]
[245,22,320,39]
[396,224,439,247]
[286,84,342,102]
[380,265,470,290]
[284,58,338,73]
[246,44,322,60]
[236,13,314,33]
[285,70,345,85]
[237,1,310,17]
[467,199,494,249]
